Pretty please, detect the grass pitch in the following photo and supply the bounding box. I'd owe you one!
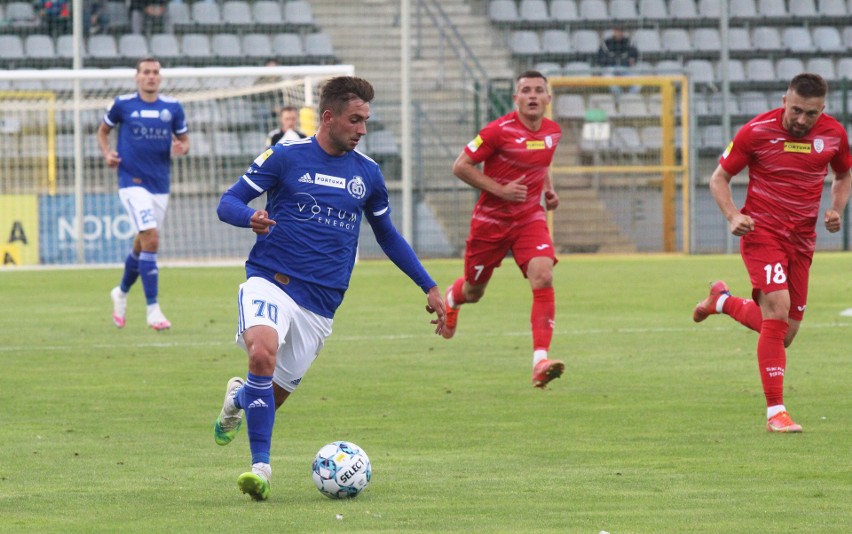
[1,254,850,533]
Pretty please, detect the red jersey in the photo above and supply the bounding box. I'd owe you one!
[464,110,562,225]
[720,108,852,239]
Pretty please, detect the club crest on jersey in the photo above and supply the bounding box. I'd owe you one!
[784,141,811,154]
[814,138,824,153]
[348,176,366,199]
[160,109,172,122]
[545,135,553,148]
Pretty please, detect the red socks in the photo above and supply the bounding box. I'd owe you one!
[531,287,555,351]
[757,319,788,407]
[450,277,466,308]
[723,296,763,332]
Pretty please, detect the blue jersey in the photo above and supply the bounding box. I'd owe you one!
[218,137,435,318]
[103,92,187,194]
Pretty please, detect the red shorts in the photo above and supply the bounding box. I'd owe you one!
[463,216,557,285]
[740,230,813,321]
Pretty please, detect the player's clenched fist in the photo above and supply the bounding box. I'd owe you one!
[250,210,276,235]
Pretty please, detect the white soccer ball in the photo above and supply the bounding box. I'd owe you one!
[311,441,371,499]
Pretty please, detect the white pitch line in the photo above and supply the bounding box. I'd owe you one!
[1,321,849,354]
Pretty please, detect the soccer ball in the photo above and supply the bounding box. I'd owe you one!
[311,441,371,499]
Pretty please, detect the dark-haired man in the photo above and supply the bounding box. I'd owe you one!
[693,73,852,433]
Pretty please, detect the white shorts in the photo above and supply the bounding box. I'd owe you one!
[119,186,169,232]
[236,277,333,392]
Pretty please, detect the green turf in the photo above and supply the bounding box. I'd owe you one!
[1,254,850,533]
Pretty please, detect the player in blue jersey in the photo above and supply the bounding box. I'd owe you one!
[212,76,446,501]
[98,57,189,331]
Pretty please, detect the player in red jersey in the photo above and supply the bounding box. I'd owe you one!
[443,70,565,389]
[693,73,852,432]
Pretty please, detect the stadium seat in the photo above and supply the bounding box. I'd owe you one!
[578,0,609,21]
[806,57,837,81]
[222,1,253,27]
[716,59,746,83]
[587,93,617,117]
[613,126,643,153]
[191,131,213,157]
[751,27,783,51]
[241,131,269,153]
[24,34,57,63]
[730,0,758,18]
[757,0,787,17]
[55,35,77,59]
[213,131,245,157]
[541,30,571,56]
[640,126,663,150]
[812,27,845,52]
[782,27,814,52]
[844,27,852,50]
[692,28,721,52]
[118,34,149,59]
[271,33,305,61]
[562,61,593,75]
[697,0,722,17]
[638,0,668,18]
[569,29,600,54]
[166,1,191,27]
[534,62,563,75]
[488,0,519,25]
[366,130,400,157]
[181,34,213,60]
[149,33,181,60]
[744,59,775,82]
[242,34,273,60]
[775,57,805,81]
[211,33,243,61]
[738,91,769,115]
[685,59,715,84]
[818,0,847,16]
[55,134,75,159]
[304,32,335,61]
[550,0,579,21]
[191,2,222,27]
[692,92,711,116]
[252,1,284,25]
[284,1,315,26]
[103,1,131,33]
[836,57,852,79]
[668,0,699,19]
[728,27,752,52]
[509,31,542,56]
[519,0,550,24]
[617,94,649,117]
[655,59,683,74]
[4,2,39,28]
[632,28,662,54]
[0,35,26,62]
[87,35,120,61]
[700,125,725,149]
[661,29,692,53]
[788,0,818,16]
[609,0,639,20]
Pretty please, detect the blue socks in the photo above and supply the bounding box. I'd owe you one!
[138,251,159,305]
[236,373,275,465]
[119,251,140,293]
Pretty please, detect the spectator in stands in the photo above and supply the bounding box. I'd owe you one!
[86,0,109,36]
[36,0,71,36]
[596,28,640,94]
[267,106,307,146]
[131,0,167,35]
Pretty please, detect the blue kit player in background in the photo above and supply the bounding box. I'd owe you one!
[213,76,446,501]
[98,57,189,331]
